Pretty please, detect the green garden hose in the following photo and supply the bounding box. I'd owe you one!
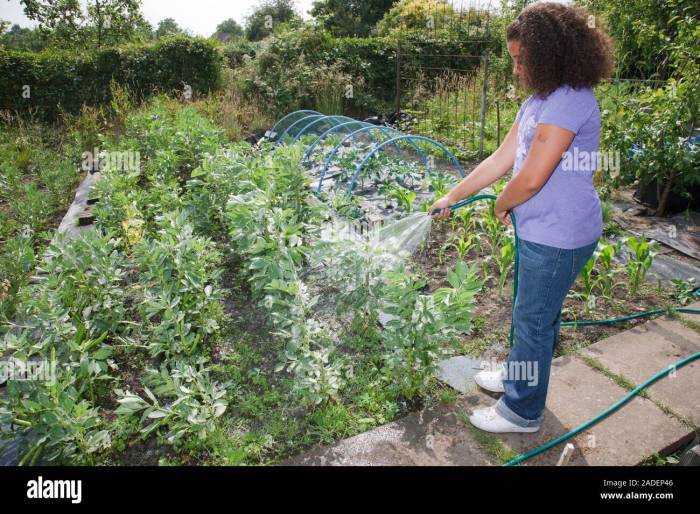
[431,194,700,466]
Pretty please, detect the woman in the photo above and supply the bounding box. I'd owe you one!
[429,2,614,433]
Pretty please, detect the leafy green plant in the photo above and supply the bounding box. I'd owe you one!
[0,358,111,465]
[17,230,129,345]
[670,278,697,305]
[427,172,452,199]
[134,211,223,361]
[115,360,228,445]
[607,78,699,216]
[431,261,482,334]
[380,270,442,399]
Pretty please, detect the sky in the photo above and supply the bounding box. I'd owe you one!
[1,1,568,37]
[0,0,317,37]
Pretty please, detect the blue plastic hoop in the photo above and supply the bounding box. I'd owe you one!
[301,120,374,164]
[290,115,354,144]
[267,110,321,141]
[348,135,465,193]
[315,127,430,193]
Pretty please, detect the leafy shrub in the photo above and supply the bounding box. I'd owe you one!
[605,79,699,216]
[222,38,258,68]
[236,26,494,118]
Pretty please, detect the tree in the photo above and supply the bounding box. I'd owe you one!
[0,23,47,51]
[310,0,398,37]
[155,17,184,39]
[579,0,700,80]
[18,0,149,49]
[375,0,458,35]
[244,0,298,41]
[212,18,243,41]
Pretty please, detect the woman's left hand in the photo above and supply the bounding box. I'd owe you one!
[495,207,511,226]
[495,197,511,226]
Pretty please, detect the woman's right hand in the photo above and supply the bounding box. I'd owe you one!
[428,195,454,220]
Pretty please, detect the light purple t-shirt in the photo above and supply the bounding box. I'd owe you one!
[511,84,603,249]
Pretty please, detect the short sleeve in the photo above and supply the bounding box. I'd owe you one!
[538,87,597,134]
[515,96,531,123]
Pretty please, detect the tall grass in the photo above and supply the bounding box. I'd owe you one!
[404,69,521,161]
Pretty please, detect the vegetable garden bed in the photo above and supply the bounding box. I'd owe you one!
[2,98,696,467]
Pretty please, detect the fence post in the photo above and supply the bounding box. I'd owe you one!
[395,41,401,114]
[479,51,490,158]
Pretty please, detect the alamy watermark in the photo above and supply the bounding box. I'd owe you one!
[81,148,140,173]
[561,148,620,177]
[0,358,56,383]
[27,476,82,504]
[480,358,539,387]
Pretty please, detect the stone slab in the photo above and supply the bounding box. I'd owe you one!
[436,356,485,394]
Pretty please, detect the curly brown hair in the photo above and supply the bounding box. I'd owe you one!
[506,2,615,98]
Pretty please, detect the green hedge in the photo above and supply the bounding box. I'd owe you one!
[0,36,223,121]
[238,27,499,118]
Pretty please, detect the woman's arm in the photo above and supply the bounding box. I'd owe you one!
[430,120,519,219]
[494,123,575,225]
[450,121,519,200]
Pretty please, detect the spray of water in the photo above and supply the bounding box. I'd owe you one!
[368,212,433,261]
[311,211,433,274]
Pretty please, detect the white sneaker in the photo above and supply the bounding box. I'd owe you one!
[468,406,540,434]
[474,366,506,393]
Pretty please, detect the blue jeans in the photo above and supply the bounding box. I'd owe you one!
[494,237,599,428]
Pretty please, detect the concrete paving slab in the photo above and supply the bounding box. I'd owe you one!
[579,318,700,426]
[283,401,495,466]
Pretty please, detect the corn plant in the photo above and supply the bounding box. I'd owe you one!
[577,252,598,313]
[457,206,475,232]
[479,207,506,252]
[384,183,417,213]
[496,239,515,296]
[596,241,622,298]
[626,235,657,296]
[448,233,475,261]
[452,234,474,261]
